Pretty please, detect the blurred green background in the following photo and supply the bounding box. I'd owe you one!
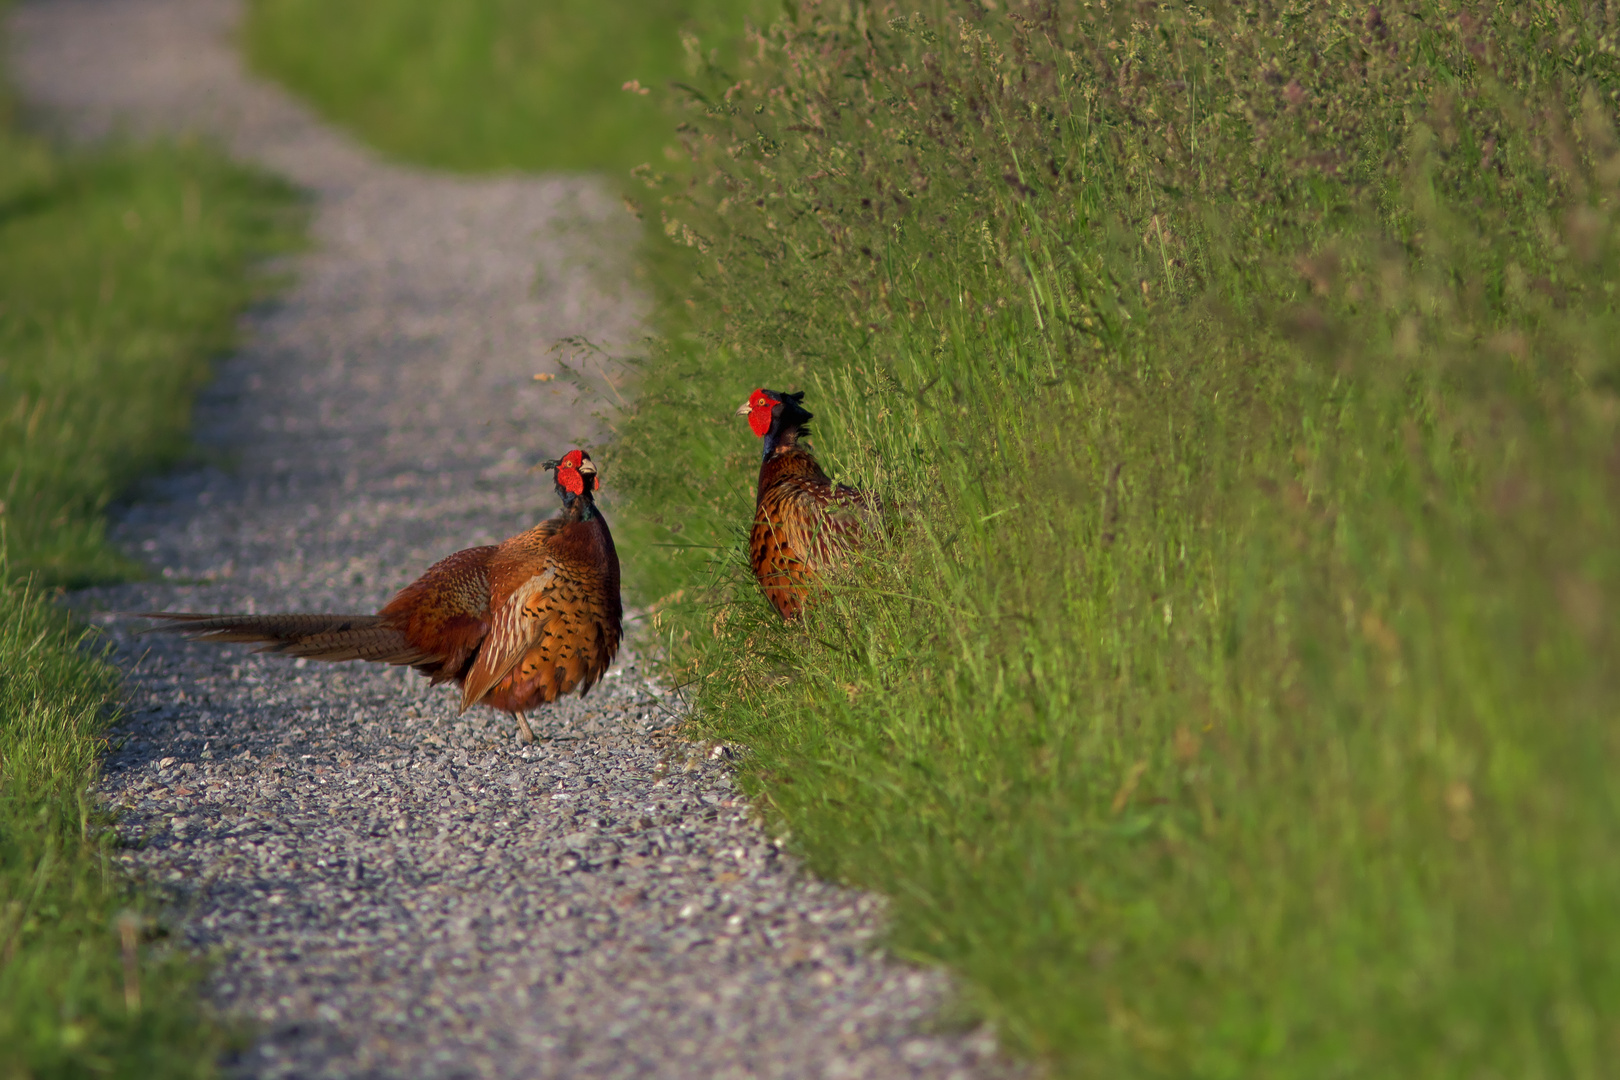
[245,0,766,173]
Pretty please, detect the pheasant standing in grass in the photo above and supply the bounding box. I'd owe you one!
[142,450,621,744]
[738,388,880,619]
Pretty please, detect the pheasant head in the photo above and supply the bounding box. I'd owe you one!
[737,388,813,459]
[540,449,599,503]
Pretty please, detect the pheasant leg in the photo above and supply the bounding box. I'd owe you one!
[514,712,537,744]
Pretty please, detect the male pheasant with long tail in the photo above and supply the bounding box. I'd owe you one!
[142,450,621,743]
[738,389,880,619]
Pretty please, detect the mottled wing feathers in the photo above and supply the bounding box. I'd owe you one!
[480,572,617,711]
[777,477,875,554]
[458,564,558,712]
[749,447,879,619]
[379,544,497,684]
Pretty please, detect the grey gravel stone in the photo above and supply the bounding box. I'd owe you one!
[10,1,1015,1076]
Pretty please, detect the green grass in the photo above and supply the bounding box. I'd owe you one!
[243,0,766,174]
[604,1,1620,1075]
[0,573,236,1078]
[1,139,300,587]
[229,0,1619,1071]
[0,32,301,1076]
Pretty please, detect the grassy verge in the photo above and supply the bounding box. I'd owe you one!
[232,0,1619,1071]
[243,0,765,174]
[608,1,1620,1075]
[0,43,301,1077]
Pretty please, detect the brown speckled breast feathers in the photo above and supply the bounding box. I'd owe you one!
[749,446,879,620]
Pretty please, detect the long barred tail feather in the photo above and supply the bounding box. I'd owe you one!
[138,612,437,666]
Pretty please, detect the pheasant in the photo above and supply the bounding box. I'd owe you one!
[142,449,621,744]
[737,388,879,619]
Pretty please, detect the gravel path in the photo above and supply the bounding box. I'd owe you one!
[9,2,1007,1077]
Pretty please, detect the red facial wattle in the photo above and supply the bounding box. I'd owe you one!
[556,467,585,496]
[558,449,586,471]
[746,389,776,437]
